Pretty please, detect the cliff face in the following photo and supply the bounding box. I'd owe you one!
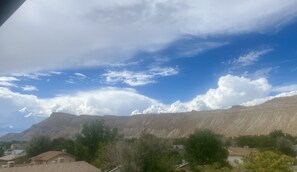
[1,95,297,141]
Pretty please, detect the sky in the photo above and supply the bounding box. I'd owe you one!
[1,0,297,135]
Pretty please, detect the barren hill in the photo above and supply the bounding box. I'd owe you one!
[1,95,297,141]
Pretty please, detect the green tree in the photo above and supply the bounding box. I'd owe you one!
[51,137,75,155]
[0,147,4,157]
[136,133,180,172]
[75,120,117,162]
[95,133,181,172]
[243,151,294,172]
[26,135,52,158]
[276,137,296,157]
[269,130,285,138]
[235,131,296,157]
[185,129,228,168]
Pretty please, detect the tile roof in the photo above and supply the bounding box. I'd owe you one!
[0,161,101,172]
[31,151,75,161]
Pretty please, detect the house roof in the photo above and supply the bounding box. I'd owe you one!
[10,150,25,155]
[0,153,24,161]
[228,147,256,157]
[31,151,75,161]
[0,161,101,172]
[0,154,23,161]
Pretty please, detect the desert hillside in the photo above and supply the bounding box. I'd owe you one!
[1,95,297,141]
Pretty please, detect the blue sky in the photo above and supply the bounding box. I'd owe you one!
[1,0,297,134]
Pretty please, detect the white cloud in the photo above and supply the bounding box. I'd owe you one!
[12,71,62,80]
[139,75,272,114]
[22,85,38,92]
[0,0,297,73]
[177,42,229,57]
[103,67,178,86]
[242,91,297,106]
[0,74,293,118]
[65,72,88,84]
[0,77,19,87]
[232,48,273,67]
[242,67,277,79]
[0,87,157,118]
[1,74,297,133]
[272,84,297,92]
[74,73,87,78]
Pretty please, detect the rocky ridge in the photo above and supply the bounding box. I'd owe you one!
[1,95,297,141]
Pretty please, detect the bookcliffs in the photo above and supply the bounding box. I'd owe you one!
[1,95,297,142]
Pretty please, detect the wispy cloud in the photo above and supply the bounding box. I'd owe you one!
[103,67,179,86]
[22,85,38,92]
[65,72,87,84]
[272,84,297,92]
[0,76,19,87]
[242,66,279,79]
[231,48,273,67]
[177,42,229,58]
[12,71,63,80]
[74,73,87,79]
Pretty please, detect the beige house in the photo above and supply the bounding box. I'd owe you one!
[227,147,256,166]
[0,150,26,167]
[31,151,76,165]
[0,161,100,172]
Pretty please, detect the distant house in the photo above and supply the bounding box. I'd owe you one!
[0,150,26,166]
[31,151,76,165]
[0,161,101,172]
[227,147,257,166]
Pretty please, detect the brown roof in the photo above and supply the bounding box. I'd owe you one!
[31,151,75,161]
[0,161,100,172]
[228,147,257,156]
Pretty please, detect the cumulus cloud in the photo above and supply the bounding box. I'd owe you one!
[103,67,178,86]
[0,87,157,118]
[0,0,297,73]
[0,74,291,118]
[138,75,272,114]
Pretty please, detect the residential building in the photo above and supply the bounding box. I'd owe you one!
[0,161,101,172]
[227,147,257,166]
[31,151,76,165]
[0,150,26,166]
